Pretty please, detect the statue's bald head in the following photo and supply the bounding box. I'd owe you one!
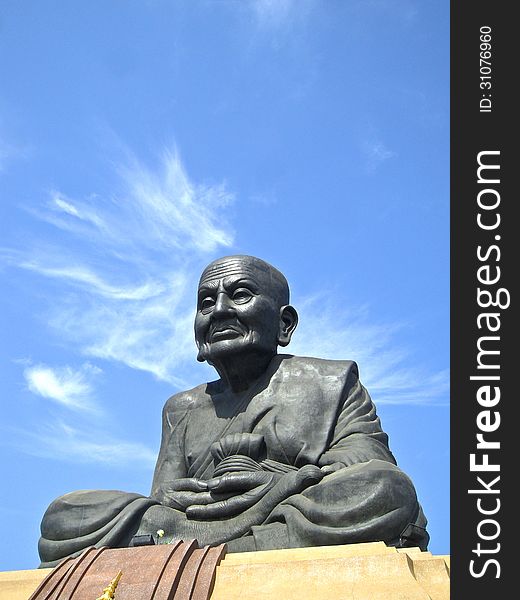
[199,255,290,307]
[195,255,297,366]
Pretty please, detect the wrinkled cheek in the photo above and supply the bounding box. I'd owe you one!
[194,323,207,348]
[243,331,255,343]
[196,341,211,362]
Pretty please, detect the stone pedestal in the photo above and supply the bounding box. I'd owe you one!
[0,542,449,600]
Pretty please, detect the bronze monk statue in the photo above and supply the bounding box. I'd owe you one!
[38,255,428,567]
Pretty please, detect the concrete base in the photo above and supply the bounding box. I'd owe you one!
[0,542,449,600]
[212,542,450,600]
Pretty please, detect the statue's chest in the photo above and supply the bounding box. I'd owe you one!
[183,392,330,471]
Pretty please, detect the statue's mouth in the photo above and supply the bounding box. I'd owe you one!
[209,325,243,341]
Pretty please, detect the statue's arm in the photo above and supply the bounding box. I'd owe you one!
[150,397,190,503]
[318,365,397,470]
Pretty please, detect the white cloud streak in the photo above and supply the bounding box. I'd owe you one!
[17,260,165,301]
[33,151,234,257]
[50,192,107,229]
[117,150,234,253]
[290,295,449,406]
[9,147,235,389]
[24,363,102,412]
[21,422,156,468]
[362,139,397,174]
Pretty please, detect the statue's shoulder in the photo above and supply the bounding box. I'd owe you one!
[278,354,359,379]
[163,381,215,413]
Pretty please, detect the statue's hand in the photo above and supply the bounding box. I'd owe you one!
[146,465,325,546]
[160,478,217,511]
[185,471,281,520]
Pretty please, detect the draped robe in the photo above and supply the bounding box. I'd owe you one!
[39,355,428,567]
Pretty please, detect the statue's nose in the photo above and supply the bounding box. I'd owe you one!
[213,292,235,317]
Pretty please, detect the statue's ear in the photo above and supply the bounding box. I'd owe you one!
[278,305,298,347]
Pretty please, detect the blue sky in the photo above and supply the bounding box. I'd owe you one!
[0,0,449,570]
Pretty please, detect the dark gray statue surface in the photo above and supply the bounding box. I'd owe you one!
[39,255,428,567]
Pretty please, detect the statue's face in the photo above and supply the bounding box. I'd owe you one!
[194,257,282,365]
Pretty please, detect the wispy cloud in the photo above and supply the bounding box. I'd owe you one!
[118,150,234,253]
[362,139,397,174]
[18,421,156,468]
[8,147,235,388]
[32,150,234,257]
[49,192,107,230]
[9,141,446,404]
[290,294,449,406]
[23,363,102,412]
[50,285,197,387]
[17,260,165,301]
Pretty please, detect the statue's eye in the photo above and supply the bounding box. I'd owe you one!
[200,297,215,313]
[232,288,253,304]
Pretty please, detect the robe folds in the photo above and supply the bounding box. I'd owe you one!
[38,355,428,568]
